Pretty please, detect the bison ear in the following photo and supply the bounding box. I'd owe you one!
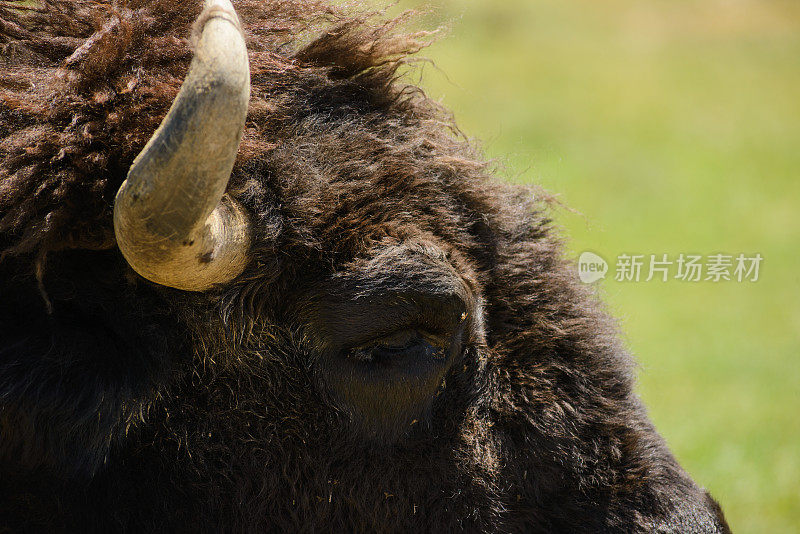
[113,0,251,291]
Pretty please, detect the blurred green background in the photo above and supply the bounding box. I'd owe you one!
[388,0,799,531]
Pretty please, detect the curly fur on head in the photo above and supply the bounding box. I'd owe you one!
[0,1,730,532]
[0,0,440,257]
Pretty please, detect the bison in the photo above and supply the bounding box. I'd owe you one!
[0,0,730,531]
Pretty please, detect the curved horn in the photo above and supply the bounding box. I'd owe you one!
[113,0,250,291]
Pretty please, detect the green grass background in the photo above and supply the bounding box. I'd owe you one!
[386,1,800,531]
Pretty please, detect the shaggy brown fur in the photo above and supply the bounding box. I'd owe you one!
[0,1,729,532]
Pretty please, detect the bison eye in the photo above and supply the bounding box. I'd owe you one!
[302,241,477,437]
[316,319,467,439]
[348,330,448,363]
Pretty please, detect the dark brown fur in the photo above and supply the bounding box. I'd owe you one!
[0,1,729,532]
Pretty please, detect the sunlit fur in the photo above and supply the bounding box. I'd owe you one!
[0,1,729,531]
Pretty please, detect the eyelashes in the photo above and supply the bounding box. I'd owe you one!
[346,329,449,364]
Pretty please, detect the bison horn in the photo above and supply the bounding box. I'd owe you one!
[113,0,251,291]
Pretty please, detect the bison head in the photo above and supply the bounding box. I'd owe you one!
[0,0,729,531]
